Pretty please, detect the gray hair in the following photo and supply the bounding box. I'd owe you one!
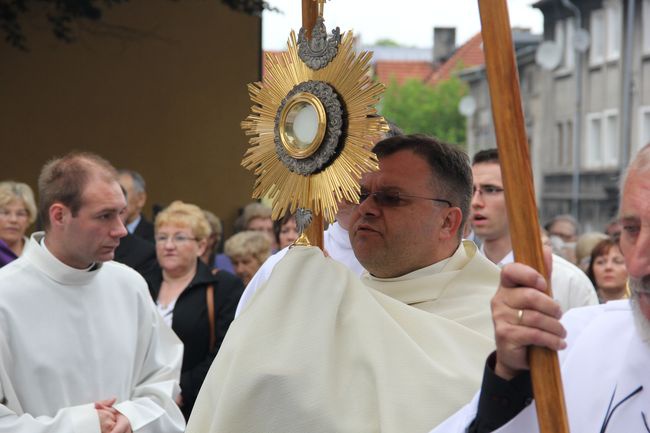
[118,169,146,194]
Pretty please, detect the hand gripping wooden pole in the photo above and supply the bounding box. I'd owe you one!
[477,1,570,432]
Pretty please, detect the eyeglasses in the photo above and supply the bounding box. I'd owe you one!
[358,191,452,208]
[0,209,30,220]
[155,234,197,244]
[472,185,504,197]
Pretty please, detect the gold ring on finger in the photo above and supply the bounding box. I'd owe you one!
[517,309,524,325]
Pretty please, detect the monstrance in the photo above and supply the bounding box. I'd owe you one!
[240,0,387,246]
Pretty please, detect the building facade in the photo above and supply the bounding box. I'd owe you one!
[463,0,650,232]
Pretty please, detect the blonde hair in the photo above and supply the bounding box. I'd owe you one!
[155,201,211,240]
[224,230,272,263]
[0,181,37,224]
[242,202,272,229]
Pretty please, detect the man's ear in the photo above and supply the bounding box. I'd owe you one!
[48,203,69,228]
[439,207,463,241]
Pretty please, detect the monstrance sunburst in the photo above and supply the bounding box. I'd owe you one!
[240,5,387,225]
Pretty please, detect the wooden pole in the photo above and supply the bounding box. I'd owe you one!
[302,0,319,39]
[477,1,570,432]
[301,0,325,249]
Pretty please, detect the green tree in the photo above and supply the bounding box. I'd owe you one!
[374,38,400,47]
[380,76,468,147]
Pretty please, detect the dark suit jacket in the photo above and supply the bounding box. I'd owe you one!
[114,233,158,281]
[148,260,244,420]
[133,215,155,243]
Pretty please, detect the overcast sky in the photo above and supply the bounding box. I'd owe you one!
[262,0,544,50]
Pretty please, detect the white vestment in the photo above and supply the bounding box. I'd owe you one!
[187,242,500,433]
[235,221,364,317]
[0,233,185,433]
[430,300,650,433]
[492,250,598,312]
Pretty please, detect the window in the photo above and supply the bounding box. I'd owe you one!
[565,120,574,165]
[556,119,574,166]
[603,109,619,166]
[564,18,575,69]
[557,122,565,165]
[586,113,603,167]
[585,110,619,168]
[606,0,622,61]
[590,10,605,65]
[555,18,575,70]
[590,1,622,65]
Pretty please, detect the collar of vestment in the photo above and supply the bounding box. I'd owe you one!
[23,232,103,286]
[362,240,479,305]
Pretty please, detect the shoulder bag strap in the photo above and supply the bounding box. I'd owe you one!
[206,284,216,352]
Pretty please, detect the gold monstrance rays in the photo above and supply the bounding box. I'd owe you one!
[241,29,387,223]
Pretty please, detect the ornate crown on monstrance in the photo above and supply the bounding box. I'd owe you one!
[240,0,387,242]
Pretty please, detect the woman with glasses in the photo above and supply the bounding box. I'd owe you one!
[587,237,630,303]
[0,181,37,268]
[150,201,243,420]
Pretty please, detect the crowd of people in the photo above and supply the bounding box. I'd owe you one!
[0,134,643,432]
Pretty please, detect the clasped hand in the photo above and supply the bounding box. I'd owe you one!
[95,398,132,433]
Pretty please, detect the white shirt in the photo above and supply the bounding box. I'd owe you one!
[0,232,185,433]
[481,247,598,312]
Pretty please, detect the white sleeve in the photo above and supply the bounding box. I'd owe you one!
[113,302,185,433]
[0,403,100,433]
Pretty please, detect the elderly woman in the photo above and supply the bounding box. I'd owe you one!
[225,230,272,285]
[0,181,37,268]
[149,201,243,419]
[586,237,629,303]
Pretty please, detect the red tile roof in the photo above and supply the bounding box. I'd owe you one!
[373,61,436,86]
[260,32,485,88]
[427,32,484,85]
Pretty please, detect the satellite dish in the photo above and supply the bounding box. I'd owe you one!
[459,96,477,117]
[535,41,562,70]
[574,29,590,52]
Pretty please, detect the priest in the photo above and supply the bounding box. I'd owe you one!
[0,152,185,433]
[187,135,501,433]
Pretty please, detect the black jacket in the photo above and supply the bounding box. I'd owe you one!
[148,260,244,419]
[133,215,155,243]
[114,233,157,279]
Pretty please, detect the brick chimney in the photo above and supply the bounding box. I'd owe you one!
[433,27,456,63]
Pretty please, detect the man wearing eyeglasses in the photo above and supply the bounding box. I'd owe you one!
[469,148,597,312]
[350,135,500,338]
[0,152,185,433]
[187,135,501,433]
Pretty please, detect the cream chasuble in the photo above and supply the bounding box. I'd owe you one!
[187,241,499,433]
